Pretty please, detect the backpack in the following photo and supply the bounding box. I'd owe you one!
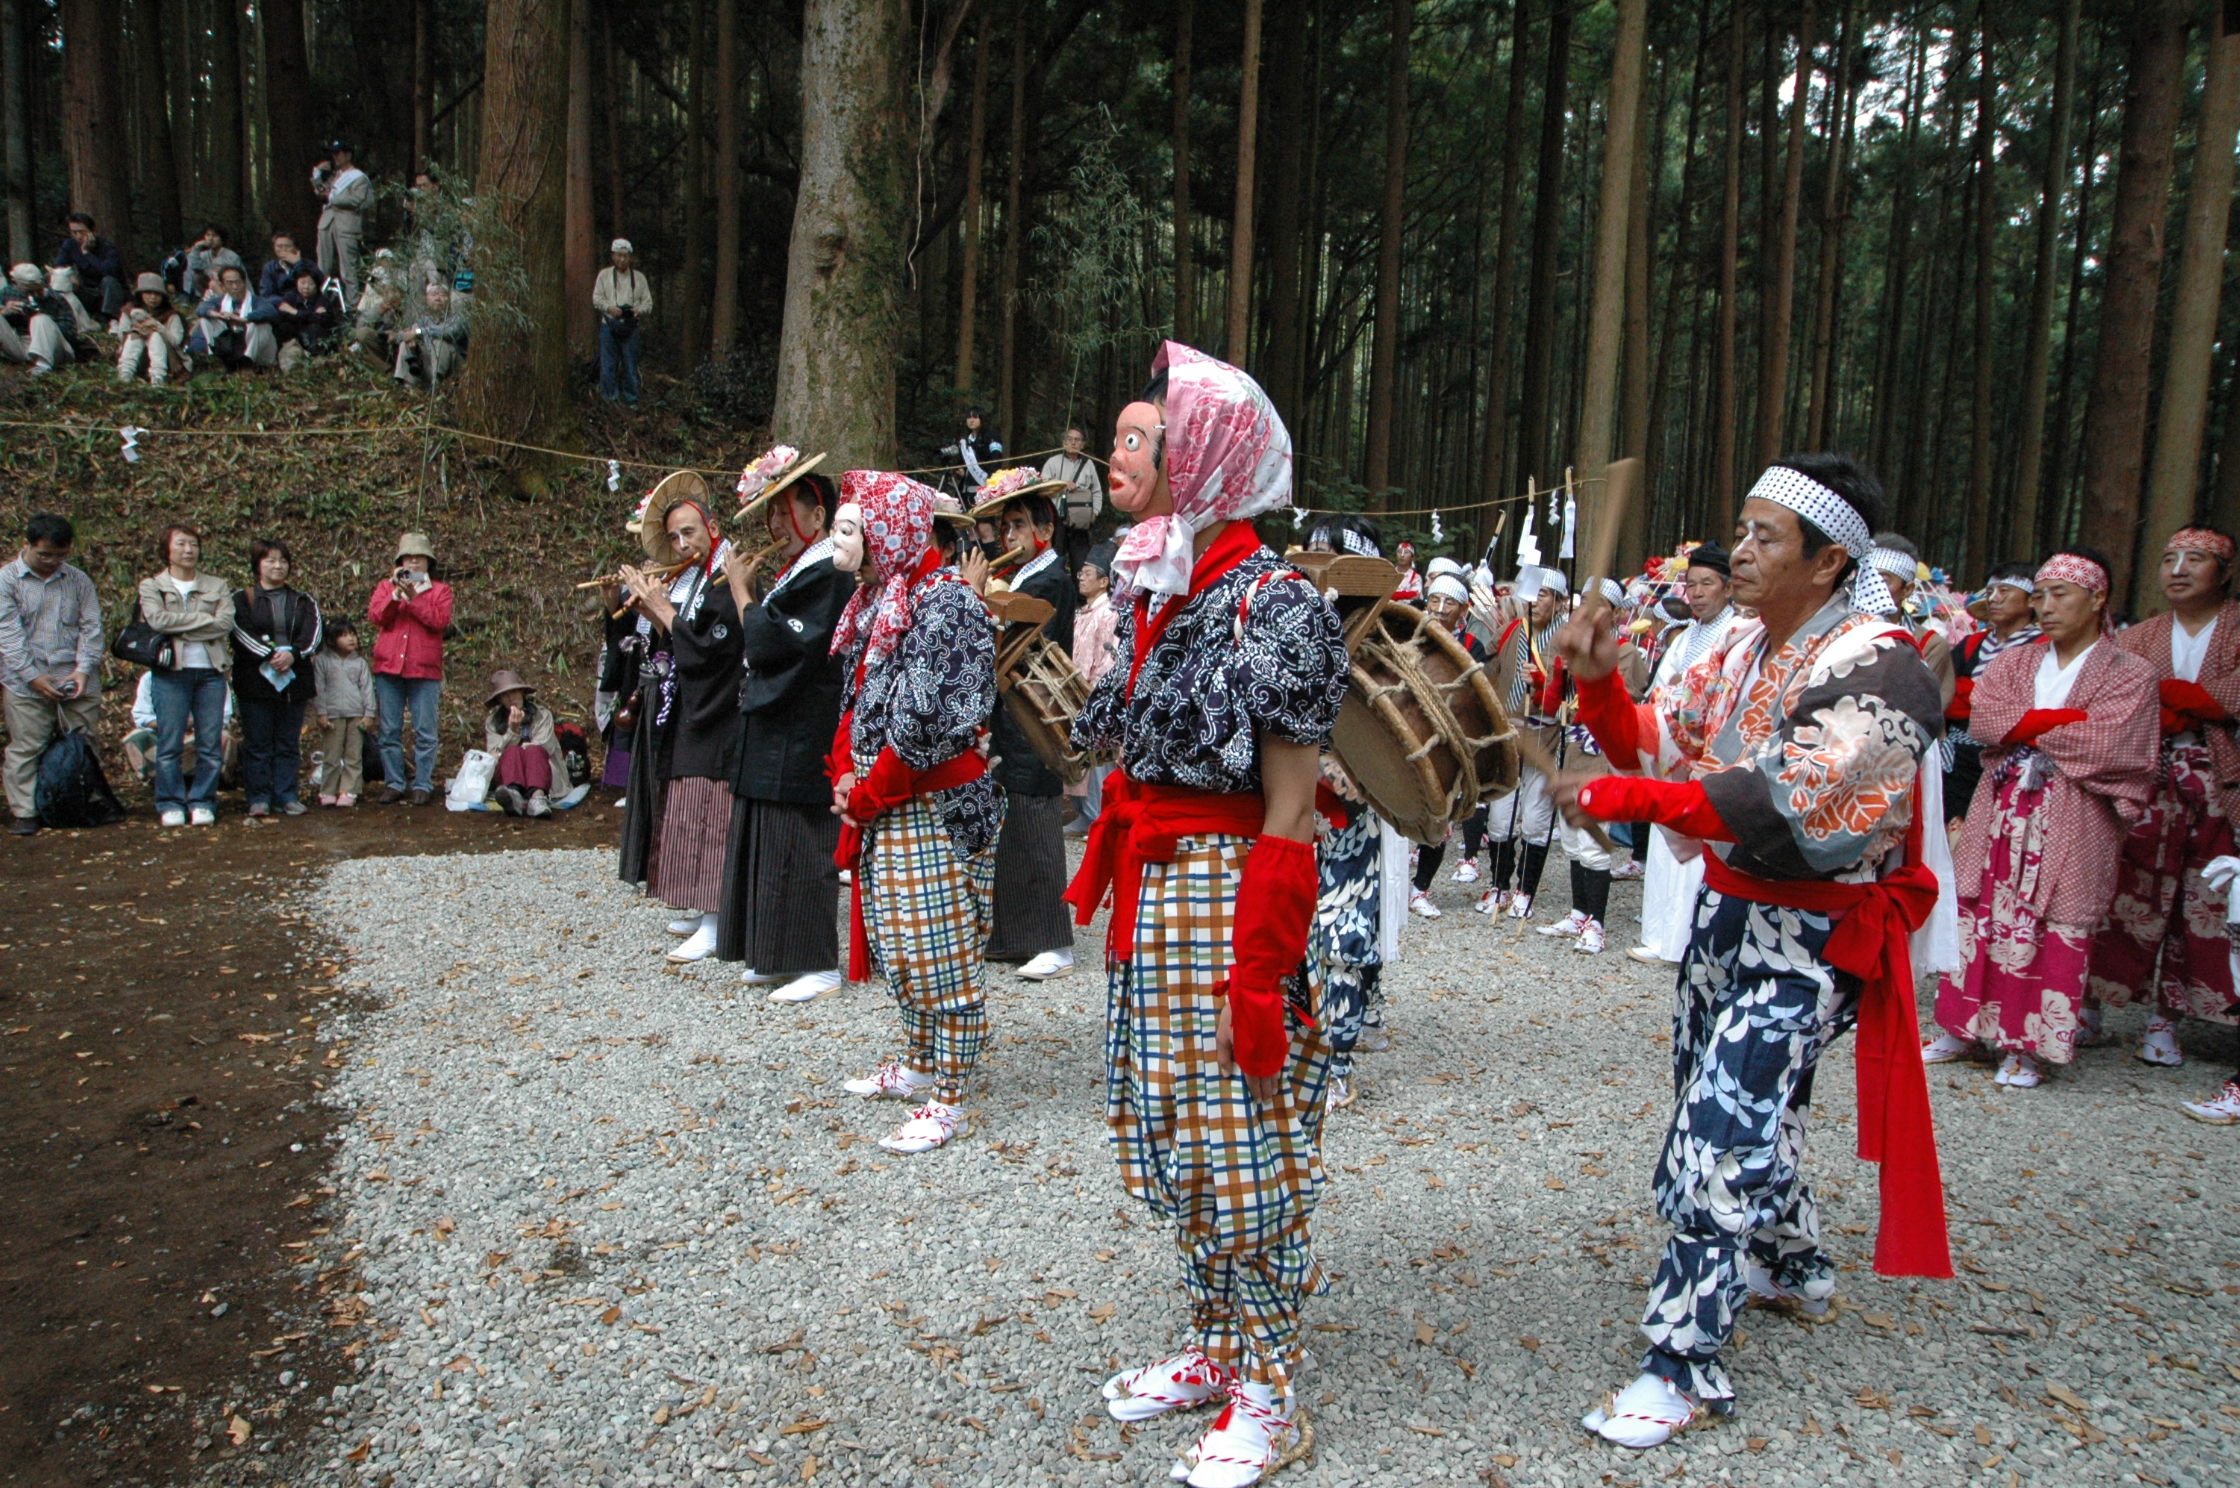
[35,728,126,829]
[554,722,590,792]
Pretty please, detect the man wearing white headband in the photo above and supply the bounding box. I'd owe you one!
[1476,567,1578,923]
[1945,562,2042,821]
[1866,532,1955,711]
[1550,453,1952,1447]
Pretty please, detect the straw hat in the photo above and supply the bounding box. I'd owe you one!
[485,669,535,707]
[732,448,828,529]
[627,470,712,560]
[966,467,1068,523]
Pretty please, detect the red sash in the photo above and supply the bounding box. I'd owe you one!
[1700,850,1953,1280]
[836,749,989,982]
[1064,775,1266,961]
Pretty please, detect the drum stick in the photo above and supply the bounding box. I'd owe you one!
[1575,457,1641,622]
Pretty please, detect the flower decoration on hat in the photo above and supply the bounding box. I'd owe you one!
[735,443,802,505]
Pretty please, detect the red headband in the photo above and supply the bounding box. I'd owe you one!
[2167,527,2235,562]
[2033,554,2108,595]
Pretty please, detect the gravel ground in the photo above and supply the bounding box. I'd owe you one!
[298,845,2240,1488]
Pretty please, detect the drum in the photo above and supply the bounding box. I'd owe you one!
[1335,602,1521,844]
[988,591,1098,785]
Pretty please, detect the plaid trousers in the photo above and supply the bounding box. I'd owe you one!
[1641,886,1857,1405]
[1107,832,1332,1391]
[862,794,999,1104]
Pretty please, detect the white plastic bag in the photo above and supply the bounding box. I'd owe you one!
[445,749,495,811]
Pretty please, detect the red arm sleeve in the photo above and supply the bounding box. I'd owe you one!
[2004,707,2089,747]
[1573,668,1647,772]
[1573,773,1734,842]
[1226,835,1317,1079]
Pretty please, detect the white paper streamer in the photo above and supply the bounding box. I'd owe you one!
[1560,494,1577,559]
[119,426,145,463]
[607,459,622,493]
[1429,509,1444,543]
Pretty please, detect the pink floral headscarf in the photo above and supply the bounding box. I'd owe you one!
[829,470,938,670]
[1111,341,1293,598]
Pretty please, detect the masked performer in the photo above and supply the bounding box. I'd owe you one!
[1927,550,2157,1087]
[2086,526,2240,1069]
[971,469,1080,981]
[1553,455,1951,1448]
[717,450,852,1002]
[617,480,741,963]
[828,471,1002,1154]
[1066,344,1346,1488]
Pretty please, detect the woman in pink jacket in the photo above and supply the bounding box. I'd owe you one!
[367,530,453,803]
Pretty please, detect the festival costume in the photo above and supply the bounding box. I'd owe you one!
[1944,615,2042,819]
[1636,602,1741,961]
[986,538,1079,963]
[1937,626,2158,1065]
[1065,345,1345,1477]
[715,535,851,976]
[2086,580,2240,1033]
[1569,469,1950,1423]
[830,473,1002,1127]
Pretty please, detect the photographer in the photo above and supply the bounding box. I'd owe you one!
[0,514,102,837]
[593,238,652,404]
[112,273,185,385]
[311,141,371,304]
[366,532,453,805]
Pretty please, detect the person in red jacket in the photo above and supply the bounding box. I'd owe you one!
[366,530,453,803]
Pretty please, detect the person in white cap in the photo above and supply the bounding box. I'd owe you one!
[593,238,654,404]
[0,262,78,373]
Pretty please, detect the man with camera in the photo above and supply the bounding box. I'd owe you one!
[312,141,372,304]
[0,514,102,836]
[366,532,454,806]
[593,238,653,404]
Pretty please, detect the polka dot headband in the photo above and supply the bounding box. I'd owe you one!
[1745,465,1896,618]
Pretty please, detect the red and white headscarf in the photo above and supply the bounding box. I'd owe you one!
[2034,551,2112,631]
[829,470,937,671]
[2167,527,2236,563]
[1111,341,1293,598]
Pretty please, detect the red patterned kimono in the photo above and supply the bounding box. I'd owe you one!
[1937,641,2158,1062]
[2086,605,2240,1025]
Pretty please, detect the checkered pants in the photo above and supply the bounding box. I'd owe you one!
[862,795,999,1105]
[1107,832,1332,1391]
[1641,886,1857,1405]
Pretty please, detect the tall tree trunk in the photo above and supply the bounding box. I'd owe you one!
[710,0,741,350]
[2141,17,2240,559]
[207,0,245,232]
[2010,0,2079,556]
[1479,0,1531,518]
[59,0,132,246]
[602,0,625,237]
[997,15,1026,447]
[1573,0,1647,570]
[2049,60,2106,546]
[132,0,182,248]
[2,0,30,263]
[1867,25,1925,479]
[1711,0,1744,521]
[678,0,709,365]
[564,0,596,360]
[1803,1,1853,449]
[1363,0,1410,503]
[1753,0,1814,466]
[1618,58,1655,568]
[1224,0,1263,364]
[1964,9,1997,568]
[1516,0,1573,494]
[2214,344,2240,535]
[1171,0,1193,342]
[456,0,577,488]
[953,12,988,391]
[261,0,315,246]
[2079,0,2190,608]
[1259,0,1306,414]
[413,0,432,172]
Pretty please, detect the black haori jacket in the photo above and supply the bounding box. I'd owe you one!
[990,546,1077,797]
[732,547,853,807]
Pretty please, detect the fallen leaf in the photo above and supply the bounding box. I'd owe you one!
[226,1415,252,1446]
[779,1418,829,1436]
[1517,1336,1540,1352]
[344,1438,370,1463]
[2047,1384,2090,1415]
[1414,1321,1436,1346]
[1086,1302,1116,1322]
[600,1305,622,1326]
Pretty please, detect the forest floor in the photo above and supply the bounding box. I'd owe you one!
[10,828,2221,1488]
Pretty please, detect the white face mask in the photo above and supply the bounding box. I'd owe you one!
[831,504,866,575]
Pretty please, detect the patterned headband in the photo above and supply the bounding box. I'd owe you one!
[1987,575,2034,596]
[2167,527,2235,562]
[1868,548,1919,584]
[2033,553,2109,595]
[1310,525,1381,559]
[1745,465,1897,618]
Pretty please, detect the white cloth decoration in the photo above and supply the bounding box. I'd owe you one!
[1560,493,1576,560]
[119,425,145,463]
[607,459,621,493]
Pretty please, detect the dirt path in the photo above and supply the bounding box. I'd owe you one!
[0,802,616,1487]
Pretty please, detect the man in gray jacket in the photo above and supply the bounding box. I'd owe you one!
[0,514,102,835]
[313,141,372,304]
[393,282,468,390]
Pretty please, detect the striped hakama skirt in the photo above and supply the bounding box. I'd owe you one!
[648,774,730,915]
[1107,831,1332,1393]
[987,792,1075,961]
[717,796,842,973]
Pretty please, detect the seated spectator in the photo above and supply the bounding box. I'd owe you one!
[1,262,79,373]
[124,668,235,786]
[163,224,246,300]
[275,266,346,371]
[482,669,566,818]
[51,211,125,324]
[256,232,319,301]
[348,248,409,359]
[192,264,278,369]
[112,273,186,384]
[312,618,375,807]
[392,282,467,390]
[593,238,652,404]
